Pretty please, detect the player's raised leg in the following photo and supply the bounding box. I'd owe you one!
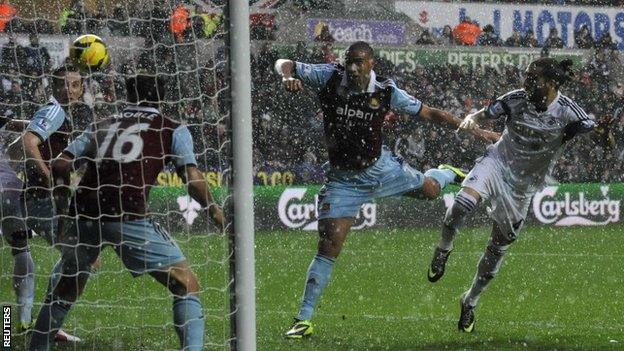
[428,186,481,282]
[428,156,496,283]
[285,218,352,339]
[402,163,465,201]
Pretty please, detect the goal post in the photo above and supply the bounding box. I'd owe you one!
[227,0,257,350]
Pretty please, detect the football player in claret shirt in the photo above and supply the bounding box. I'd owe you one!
[3,65,83,342]
[275,41,500,339]
[29,74,224,351]
[428,58,595,333]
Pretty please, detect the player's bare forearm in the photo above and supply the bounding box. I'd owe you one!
[1,118,29,133]
[181,165,224,229]
[418,106,499,143]
[474,128,501,143]
[51,154,73,216]
[22,132,51,185]
[418,105,462,129]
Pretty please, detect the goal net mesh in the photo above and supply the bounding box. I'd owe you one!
[0,1,233,349]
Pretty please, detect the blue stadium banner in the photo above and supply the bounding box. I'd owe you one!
[396,1,624,50]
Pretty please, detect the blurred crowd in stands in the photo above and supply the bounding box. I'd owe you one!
[0,0,623,185]
[0,0,281,41]
[250,41,624,184]
[463,0,624,4]
[414,17,620,50]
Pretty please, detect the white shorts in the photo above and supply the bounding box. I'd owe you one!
[462,155,533,240]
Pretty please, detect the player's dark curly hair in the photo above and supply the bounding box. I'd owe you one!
[533,57,575,87]
[50,63,80,90]
[346,41,374,58]
[125,74,166,105]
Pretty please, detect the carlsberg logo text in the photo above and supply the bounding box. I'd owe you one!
[533,186,620,226]
[278,188,376,231]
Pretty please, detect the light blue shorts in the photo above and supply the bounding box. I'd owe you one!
[318,147,424,219]
[61,218,186,277]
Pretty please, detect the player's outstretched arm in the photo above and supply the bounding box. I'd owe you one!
[418,104,462,129]
[419,105,500,143]
[275,59,335,92]
[180,165,224,229]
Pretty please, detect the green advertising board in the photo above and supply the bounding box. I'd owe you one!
[332,46,587,73]
[273,43,588,73]
[149,183,622,231]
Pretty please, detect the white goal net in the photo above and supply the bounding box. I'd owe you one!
[0,1,236,350]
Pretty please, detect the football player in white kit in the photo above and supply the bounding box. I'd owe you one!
[426,58,596,332]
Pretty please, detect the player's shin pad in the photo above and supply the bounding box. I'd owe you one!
[439,191,478,250]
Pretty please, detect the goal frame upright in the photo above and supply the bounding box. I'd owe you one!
[226,0,257,350]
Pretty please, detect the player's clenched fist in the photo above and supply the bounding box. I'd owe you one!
[459,113,479,130]
[282,77,303,92]
[274,59,302,92]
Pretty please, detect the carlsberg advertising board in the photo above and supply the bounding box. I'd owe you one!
[532,185,620,226]
[277,187,376,230]
[148,183,622,231]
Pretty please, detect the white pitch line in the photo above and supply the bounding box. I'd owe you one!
[260,309,624,331]
[263,246,624,259]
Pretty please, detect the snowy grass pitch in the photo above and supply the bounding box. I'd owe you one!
[2,225,623,350]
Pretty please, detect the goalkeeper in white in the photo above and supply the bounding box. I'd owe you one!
[426,58,596,332]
